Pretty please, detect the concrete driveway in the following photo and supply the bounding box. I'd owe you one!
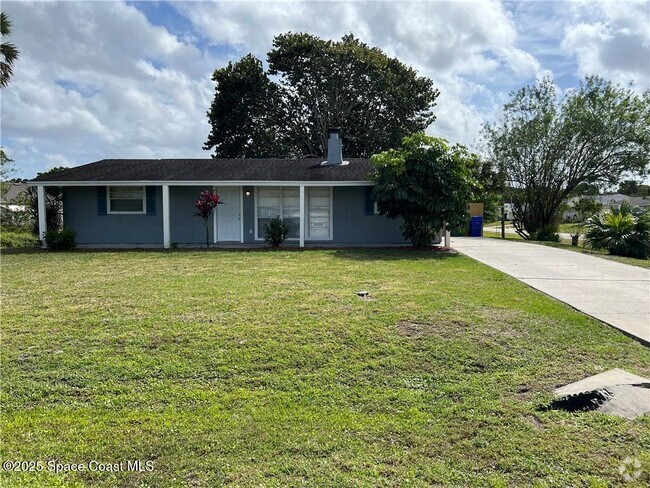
[451,237,650,345]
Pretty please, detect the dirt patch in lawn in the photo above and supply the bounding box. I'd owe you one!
[397,319,468,338]
[397,308,533,341]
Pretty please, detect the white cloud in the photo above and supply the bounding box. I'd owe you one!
[43,153,73,169]
[173,0,542,148]
[1,0,219,178]
[3,0,645,179]
[562,0,650,89]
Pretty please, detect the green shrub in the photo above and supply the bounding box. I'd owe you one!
[584,202,649,259]
[531,225,560,242]
[264,217,290,248]
[0,229,39,248]
[44,228,77,251]
[0,206,33,231]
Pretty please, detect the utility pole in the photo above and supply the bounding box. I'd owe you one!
[501,204,506,239]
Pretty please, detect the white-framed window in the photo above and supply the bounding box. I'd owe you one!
[255,186,300,239]
[307,187,332,240]
[107,186,145,214]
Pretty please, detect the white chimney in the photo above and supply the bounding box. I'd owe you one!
[322,127,348,166]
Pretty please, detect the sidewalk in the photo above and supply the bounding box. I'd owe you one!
[451,237,650,345]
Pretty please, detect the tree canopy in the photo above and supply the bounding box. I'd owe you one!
[205,33,439,158]
[203,54,284,158]
[371,133,477,248]
[483,76,650,239]
[618,179,650,197]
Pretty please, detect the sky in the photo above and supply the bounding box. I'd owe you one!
[1,0,649,179]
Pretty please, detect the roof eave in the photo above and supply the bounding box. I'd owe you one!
[28,179,375,187]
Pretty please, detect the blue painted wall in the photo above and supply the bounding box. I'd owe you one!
[239,186,406,245]
[332,186,406,244]
[63,185,411,246]
[170,186,214,245]
[63,186,163,245]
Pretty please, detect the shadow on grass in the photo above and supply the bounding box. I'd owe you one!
[331,247,460,262]
[1,247,43,255]
[2,246,462,262]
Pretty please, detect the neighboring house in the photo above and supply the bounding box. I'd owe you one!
[503,203,515,221]
[29,129,411,248]
[0,182,28,212]
[563,193,649,221]
[627,196,650,209]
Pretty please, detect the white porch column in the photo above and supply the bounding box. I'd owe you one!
[162,184,170,249]
[443,222,451,248]
[37,185,47,247]
[213,185,218,245]
[299,185,305,248]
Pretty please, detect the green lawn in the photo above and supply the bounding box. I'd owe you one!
[2,250,649,486]
[482,230,650,269]
[557,223,584,234]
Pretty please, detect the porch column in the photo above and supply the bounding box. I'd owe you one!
[37,185,47,247]
[162,184,170,249]
[443,222,451,248]
[299,185,305,248]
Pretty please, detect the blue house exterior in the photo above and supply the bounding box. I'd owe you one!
[31,131,413,248]
[55,184,406,247]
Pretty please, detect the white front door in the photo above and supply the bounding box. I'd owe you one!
[215,186,241,242]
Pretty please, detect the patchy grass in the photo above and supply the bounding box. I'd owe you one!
[483,232,650,269]
[2,249,649,486]
[0,229,38,249]
[532,240,650,269]
[557,223,584,234]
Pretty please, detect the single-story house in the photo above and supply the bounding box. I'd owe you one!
[563,193,650,221]
[30,129,416,248]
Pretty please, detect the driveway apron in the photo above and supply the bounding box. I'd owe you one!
[451,237,650,345]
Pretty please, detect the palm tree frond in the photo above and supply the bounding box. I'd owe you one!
[585,204,650,259]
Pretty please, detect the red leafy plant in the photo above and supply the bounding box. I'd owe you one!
[194,191,223,248]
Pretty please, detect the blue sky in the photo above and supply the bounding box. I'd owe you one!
[2,0,649,179]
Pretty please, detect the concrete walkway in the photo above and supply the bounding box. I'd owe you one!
[451,237,650,345]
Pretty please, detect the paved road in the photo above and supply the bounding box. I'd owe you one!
[451,237,650,345]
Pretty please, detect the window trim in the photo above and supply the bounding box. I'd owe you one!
[107,186,146,214]
[306,186,333,241]
[254,186,300,241]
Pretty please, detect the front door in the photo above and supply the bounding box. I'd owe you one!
[215,186,241,242]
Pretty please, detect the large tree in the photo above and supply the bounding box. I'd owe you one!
[371,134,477,248]
[1,12,19,88]
[205,33,439,158]
[484,76,650,240]
[203,54,285,158]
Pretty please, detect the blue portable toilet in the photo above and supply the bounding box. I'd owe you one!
[470,216,483,237]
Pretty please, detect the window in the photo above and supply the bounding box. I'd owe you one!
[307,187,331,239]
[256,187,300,239]
[108,186,145,213]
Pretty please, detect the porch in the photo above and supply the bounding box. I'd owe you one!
[35,183,345,248]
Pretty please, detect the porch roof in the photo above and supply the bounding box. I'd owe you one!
[31,158,375,185]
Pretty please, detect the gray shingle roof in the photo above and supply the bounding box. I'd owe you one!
[31,158,374,183]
